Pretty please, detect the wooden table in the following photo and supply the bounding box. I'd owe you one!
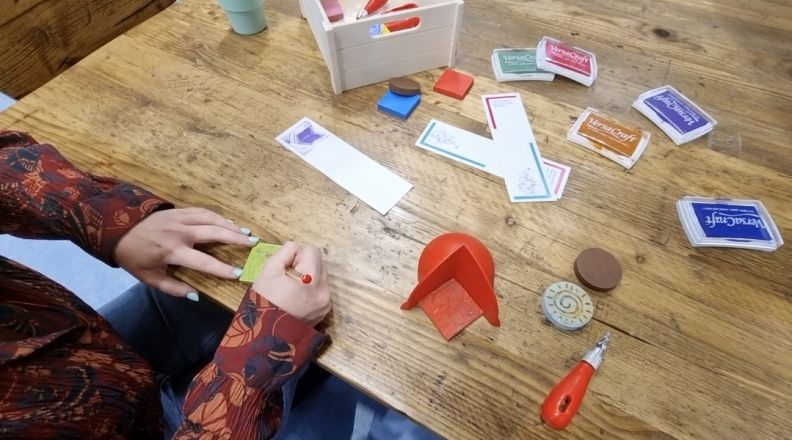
[2,0,790,438]
[0,0,173,98]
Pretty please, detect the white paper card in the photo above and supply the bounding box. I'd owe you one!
[276,117,413,215]
[482,94,554,202]
[415,119,497,175]
[415,119,570,200]
[542,159,571,201]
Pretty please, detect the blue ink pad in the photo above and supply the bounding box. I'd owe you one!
[691,202,771,241]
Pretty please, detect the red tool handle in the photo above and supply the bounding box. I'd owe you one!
[285,267,313,284]
[363,0,389,15]
[384,16,420,32]
[541,361,595,430]
[383,2,418,13]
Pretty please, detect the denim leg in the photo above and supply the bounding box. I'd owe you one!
[276,370,442,440]
[367,408,442,440]
[99,283,233,438]
[276,372,358,440]
[98,284,437,440]
[99,283,233,377]
[273,363,311,440]
[159,381,187,439]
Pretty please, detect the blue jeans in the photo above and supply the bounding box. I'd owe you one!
[99,283,236,437]
[100,283,440,440]
[277,370,442,440]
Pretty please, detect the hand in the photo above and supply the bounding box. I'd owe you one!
[252,241,331,327]
[114,207,259,300]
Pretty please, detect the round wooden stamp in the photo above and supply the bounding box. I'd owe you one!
[389,77,421,96]
[573,248,622,292]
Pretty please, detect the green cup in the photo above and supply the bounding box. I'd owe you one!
[218,0,267,35]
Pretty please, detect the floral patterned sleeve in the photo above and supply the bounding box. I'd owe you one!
[0,130,326,438]
[175,287,326,439]
[0,130,172,264]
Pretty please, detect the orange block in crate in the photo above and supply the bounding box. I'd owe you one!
[401,233,500,340]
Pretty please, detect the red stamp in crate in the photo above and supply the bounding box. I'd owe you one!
[401,233,500,340]
[319,0,343,22]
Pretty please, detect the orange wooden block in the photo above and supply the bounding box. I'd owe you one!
[433,69,474,100]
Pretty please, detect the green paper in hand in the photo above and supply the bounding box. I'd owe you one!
[239,243,282,283]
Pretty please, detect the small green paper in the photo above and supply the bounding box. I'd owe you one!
[497,49,539,74]
[239,243,282,283]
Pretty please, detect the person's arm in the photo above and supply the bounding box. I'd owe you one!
[1,130,258,298]
[174,242,331,439]
[2,130,333,437]
[0,130,172,263]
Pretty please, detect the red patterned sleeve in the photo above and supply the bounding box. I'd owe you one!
[174,288,326,439]
[0,130,173,265]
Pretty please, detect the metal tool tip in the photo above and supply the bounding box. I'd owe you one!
[356,10,368,19]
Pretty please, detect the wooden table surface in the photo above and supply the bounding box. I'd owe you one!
[2,0,791,438]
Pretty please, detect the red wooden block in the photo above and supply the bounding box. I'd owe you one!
[433,69,474,100]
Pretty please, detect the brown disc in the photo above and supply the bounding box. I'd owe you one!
[389,77,421,96]
[573,248,622,292]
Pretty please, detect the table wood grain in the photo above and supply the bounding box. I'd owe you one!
[0,0,173,98]
[1,0,790,438]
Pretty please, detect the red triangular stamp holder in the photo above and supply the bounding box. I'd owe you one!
[401,233,500,340]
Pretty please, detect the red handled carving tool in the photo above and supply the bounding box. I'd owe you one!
[381,2,417,13]
[356,0,388,19]
[541,332,610,430]
[285,267,313,284]
[384,16,420,32]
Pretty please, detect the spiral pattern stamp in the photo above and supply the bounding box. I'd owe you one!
[542,281,594,331]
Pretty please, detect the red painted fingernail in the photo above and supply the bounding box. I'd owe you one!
[301,274,313,284]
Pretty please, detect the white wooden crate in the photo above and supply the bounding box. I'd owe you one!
[299,0,464,94]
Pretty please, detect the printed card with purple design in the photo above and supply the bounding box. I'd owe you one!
[283,119,328,155]
[276,117,413,215]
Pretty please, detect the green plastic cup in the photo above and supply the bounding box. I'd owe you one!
[218,0,267,35]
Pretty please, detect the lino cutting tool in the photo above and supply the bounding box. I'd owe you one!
[356,0,388,19]
[381,2,417,13]
[541,332,610,430]
[285,267,313,284]
[384,16,420,32]
[369,15,420,36]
